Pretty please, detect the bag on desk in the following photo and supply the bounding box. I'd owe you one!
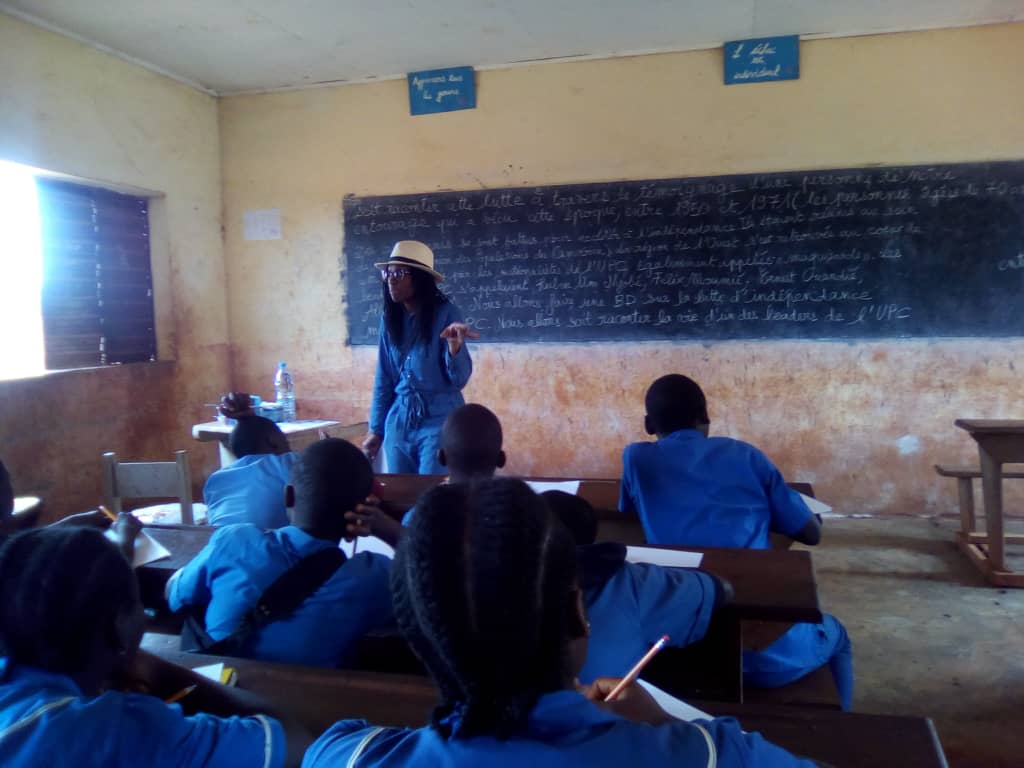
[180,547,346,655]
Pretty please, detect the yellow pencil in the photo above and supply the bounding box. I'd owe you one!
[99,505,117,522]
[164,684,197,704]
[603,634,670,702]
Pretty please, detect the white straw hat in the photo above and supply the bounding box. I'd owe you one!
[374,240,444,282]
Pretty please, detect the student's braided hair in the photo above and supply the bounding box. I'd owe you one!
[0,527,137,674]
[391,478,578,740]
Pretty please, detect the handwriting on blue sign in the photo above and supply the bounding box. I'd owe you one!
[408,66,476,115]
[724,35,799,85]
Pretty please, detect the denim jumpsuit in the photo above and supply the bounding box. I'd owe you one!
[369,301,472,474]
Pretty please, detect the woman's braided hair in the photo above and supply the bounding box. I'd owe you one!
[391,477,577,739]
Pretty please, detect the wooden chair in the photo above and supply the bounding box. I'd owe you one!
[102,450,205,525]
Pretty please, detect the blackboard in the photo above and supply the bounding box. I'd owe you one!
[341,161,1024,345]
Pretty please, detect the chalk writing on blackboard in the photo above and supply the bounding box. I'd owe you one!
[724,35,799,84]
[342,162,1024,345]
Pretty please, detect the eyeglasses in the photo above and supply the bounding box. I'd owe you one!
[381,268,413,281]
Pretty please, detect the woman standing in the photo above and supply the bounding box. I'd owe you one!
[362,241,478,474]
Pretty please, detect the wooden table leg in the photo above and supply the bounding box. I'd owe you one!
[979,449,1006,572]
[956,477,976,535]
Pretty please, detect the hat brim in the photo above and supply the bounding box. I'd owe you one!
[374,259,444,282]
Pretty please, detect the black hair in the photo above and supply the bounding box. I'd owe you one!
[229,415,288,458]
[543,490,598,546]
[382,267,450,348]
[0,459,13,520]
[645,374,710,434]
[289,438,373,538]
[0,527,137,674]
[391,478,578,740]
[441,404,503,478]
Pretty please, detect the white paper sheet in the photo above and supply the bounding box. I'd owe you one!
[242,208,281,240]
[106,529,171,567]
[798,492,836,517]
[637,679,712,722]
[525,480,581,495]
[625,545,703,568]
[340,536,395,559]
[192,663,224,682]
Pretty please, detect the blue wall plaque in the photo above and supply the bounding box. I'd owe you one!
[407,66,476,115]
[724,35,799,85]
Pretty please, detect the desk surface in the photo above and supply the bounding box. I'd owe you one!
[139,525,819,623]
[192,419,341,441]
[955,418,1024,434]
[142,635,945,768]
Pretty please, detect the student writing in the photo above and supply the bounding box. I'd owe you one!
[303,478,821,768]
[0,527,311,767]
[619,374,853,710]
[166,439,394,668]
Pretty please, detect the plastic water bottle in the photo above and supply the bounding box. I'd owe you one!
[274,362,296,422]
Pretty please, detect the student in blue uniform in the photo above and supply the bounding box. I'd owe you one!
[362,241,478,475]
[167,438,394,668]
[204,415,296,529]
[542,490,729,684]
[619,374,854,710]
[0,526,311,767]
[303,478,820,768]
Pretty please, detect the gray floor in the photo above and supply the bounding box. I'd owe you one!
[809,517,1024,768]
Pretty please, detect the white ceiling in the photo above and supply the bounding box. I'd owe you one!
[3,0,1024,94]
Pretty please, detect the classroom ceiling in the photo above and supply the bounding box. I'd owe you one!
[3,0,1024,94]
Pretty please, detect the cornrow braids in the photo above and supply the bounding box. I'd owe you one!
[391,478,577,740]
[0,527,137,674]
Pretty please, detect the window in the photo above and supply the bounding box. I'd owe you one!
[0,164,157,378]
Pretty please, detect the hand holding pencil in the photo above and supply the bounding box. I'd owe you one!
[579,635,674,726]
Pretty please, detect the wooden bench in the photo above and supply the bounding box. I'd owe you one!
[934,463,1024,544]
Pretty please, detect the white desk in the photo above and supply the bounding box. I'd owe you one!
[192,419,343,466]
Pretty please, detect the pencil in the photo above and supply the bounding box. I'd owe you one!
[164,684,197,704]
[603,634,670,702]
[99,505,117,522]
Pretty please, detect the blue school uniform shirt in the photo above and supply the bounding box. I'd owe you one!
[302,689,817,768]
[579,558,718,683]
[204,452,297,529]
[166,524,394,667]
[620,429,812,549]
[368,302,472,438]
[0,658,285,768]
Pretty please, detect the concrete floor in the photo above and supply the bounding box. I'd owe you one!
[808,517,1024,768]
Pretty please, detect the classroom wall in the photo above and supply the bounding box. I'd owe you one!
[0,14,227,519]
[219,23,1021,516]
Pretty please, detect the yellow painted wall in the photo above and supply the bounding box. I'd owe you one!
[0,13,227,516]
[219,23,1024,517]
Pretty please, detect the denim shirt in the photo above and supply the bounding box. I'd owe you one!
[369,302,472,436]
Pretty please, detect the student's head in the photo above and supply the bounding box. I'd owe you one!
[543,490,598,546]
[392,478,586,740]
[0,527,143,693]
[644,374,710,437]
[285,438,373,541]
[439,404,506,482]
[0,459,14,527]
[229,415,290,458]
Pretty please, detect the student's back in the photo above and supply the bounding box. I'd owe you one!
[621,430,811,548]
[204,453,297,529]
[168,439,394,667]
[304,479,817,768]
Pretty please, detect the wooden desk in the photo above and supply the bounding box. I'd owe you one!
[192,419,346,466]
[141,635,946,768]
[954,419,1024,587]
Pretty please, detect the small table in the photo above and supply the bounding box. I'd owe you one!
[192,419,345,466]
[954,419,1024,587]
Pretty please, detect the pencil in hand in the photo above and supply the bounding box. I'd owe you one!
[603,634,670,702]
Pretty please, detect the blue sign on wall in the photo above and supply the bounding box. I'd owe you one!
[724,35,799,85]
[407,66,476,115]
